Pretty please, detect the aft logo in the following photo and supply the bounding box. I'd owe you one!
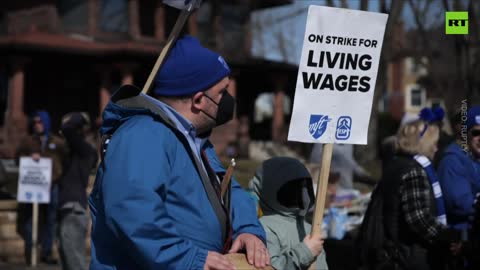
[309,115,331,139]
[336,116,352,140]
[446,12,468,35]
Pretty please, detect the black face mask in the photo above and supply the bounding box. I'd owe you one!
[202,91,235,126]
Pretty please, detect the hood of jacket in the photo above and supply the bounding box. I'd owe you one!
[249,157,314,217]
[100,85,178,137]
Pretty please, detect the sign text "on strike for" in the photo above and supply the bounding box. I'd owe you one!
[308,34,378,48]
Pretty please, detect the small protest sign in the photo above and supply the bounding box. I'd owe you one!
[17,157,52,204]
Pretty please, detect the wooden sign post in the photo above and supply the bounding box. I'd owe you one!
[308,143,333,270]
[31,202,39,267]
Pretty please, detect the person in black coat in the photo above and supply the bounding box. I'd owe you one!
[359,119,460,270]
[57,112,98,270]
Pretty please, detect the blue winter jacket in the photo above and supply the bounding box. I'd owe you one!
[88,87,265,270]
[438,142,480,230]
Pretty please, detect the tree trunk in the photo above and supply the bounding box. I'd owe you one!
[355,0,404,162]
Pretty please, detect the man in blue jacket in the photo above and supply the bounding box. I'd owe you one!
[438,105,480,231]
[89,36,269,270]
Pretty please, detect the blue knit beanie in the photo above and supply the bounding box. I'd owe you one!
[154,35,231,96]
[467,105,480,130]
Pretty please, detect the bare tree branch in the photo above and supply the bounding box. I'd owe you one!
[466,0,480,104]
[326,0,335,7]
[442,0,450,11]
[340,0,348,9]
[408,0,426,35]
[453,0,464,11]
[468,0,479,41]
[379,0,387,13]
[424,1,434,23]
[407,0,434,60]
[384,0,405,60]
[360,0,369,11]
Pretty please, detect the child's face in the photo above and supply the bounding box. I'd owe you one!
[277,178,314,215]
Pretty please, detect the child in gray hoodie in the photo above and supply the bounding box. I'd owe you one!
[249,157,328,270]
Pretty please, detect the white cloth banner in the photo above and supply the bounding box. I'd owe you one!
[163,0,202,10]
[17,157,52,204]
[288,6,388,144]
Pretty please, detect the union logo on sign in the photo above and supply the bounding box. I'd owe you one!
[25,192,32,201]
[309,115,331,139]
[336,116,352,140]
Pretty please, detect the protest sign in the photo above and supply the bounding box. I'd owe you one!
[17,157,53,266]
[17,157,52,204]
[288,6,388,145]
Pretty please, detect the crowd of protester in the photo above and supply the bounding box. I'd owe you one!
[4,35,479,269]
[357,105,480,270]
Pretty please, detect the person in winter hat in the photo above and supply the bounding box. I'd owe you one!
[438,105,480,231]
[89,35,267,270]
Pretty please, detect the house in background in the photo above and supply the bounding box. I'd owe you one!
[0,0,295,158]
[384,22,452,133]
[0,0,302,263]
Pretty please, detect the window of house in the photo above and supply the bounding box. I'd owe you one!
[410,59,419,74]
[431,101,441,110]
[100,0,128,33]
[58,0,88,33]
[410,87,423,107]
[139,0,155,37]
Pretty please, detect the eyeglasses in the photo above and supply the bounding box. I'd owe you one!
[471,129,480,138]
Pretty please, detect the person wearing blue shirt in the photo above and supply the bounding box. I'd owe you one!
[438,105,480,231]
[88,36,268,270]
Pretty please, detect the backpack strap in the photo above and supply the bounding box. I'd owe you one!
[101,85,228,243]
